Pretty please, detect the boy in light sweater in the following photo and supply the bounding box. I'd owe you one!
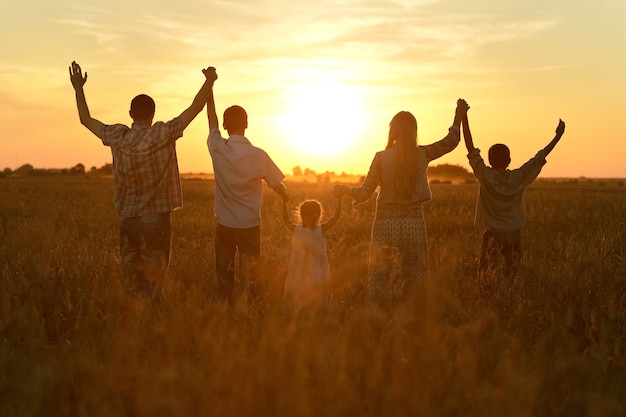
[462,103,565,285]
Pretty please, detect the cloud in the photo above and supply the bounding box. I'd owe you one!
[38,1,567,100]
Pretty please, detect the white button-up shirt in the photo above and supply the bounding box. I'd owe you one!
[208,128,285,228]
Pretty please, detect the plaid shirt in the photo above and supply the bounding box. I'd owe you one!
[100,117,184,217]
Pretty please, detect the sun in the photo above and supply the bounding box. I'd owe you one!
[279,81,367,156]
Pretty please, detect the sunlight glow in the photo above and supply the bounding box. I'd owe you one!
[279,81,367,156]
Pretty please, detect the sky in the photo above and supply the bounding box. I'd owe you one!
[1,0,625,178]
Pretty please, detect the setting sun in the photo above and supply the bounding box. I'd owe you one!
[278,81,367,157]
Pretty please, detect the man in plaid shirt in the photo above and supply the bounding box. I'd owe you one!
[69,61,217,299]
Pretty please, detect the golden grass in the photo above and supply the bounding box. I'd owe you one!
[0,177,624,416]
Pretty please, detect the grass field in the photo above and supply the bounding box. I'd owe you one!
[1,177,625,416]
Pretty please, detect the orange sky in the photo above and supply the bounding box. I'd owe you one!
[1,0,625,178]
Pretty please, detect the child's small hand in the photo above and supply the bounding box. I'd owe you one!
[556,119,565,136]
[332,185,348,198]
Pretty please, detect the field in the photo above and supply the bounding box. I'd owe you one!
[1,177,625,417]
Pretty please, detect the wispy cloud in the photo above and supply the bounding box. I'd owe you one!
[47,0,563,75]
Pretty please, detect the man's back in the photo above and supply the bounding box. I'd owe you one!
[101,119,184,217]
[208,129,284,228]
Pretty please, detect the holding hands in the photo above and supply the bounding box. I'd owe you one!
[203,66,218,82]
[333,185,349,198]
[456,98,469,115]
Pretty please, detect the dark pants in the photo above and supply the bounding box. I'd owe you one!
[120,212,171,299]
[478,230,522,284]
[215,224,261,305]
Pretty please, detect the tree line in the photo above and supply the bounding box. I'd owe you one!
[2,162,474,183]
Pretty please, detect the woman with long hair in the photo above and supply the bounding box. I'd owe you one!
[334,99,468,308]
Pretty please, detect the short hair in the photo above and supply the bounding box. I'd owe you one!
[223,105,248,132]
[488,144,511,169]
[130,94,155,121]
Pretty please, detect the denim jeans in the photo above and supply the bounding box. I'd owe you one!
[215,224,261,305]
[119,212,171,299]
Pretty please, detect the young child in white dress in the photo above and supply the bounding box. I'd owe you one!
[282,195,342,313]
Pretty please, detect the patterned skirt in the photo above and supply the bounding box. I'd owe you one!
[368,204,429,307]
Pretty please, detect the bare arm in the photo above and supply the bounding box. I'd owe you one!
[177,67,217,130]
[542,119,565,156]
[321,195,342,234]
[332,185,350,198]
[206,68,219,130]
[453,98,469,131]
[69,61,105,137]
[273,182,290,203]
[282,200,296,232]
[462,105,476,153]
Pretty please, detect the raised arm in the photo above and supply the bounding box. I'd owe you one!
[177,66,217,130]
[462,102,476,153]
[422,98,468,162]
[282,200,296,232]
[69,61,105,137]
[203,67,219,130]
[541,119,565,156]
[321,194,343,234]
[453,98,469,131]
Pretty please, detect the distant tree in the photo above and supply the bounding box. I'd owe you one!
[71,163,86,175]
[317,174,331,183]
[427,164,473,183]
[427,163,470,177]
[304,168,316,176]
[3,167,12,175]
[99,163,113,175]
[292,166,303,176]
[15,164,34,175]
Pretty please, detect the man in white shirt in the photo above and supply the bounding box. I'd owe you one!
[205,68,290,306]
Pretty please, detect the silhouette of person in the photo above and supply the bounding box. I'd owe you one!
[334,99,468,309]
[205,67,290,307]
[281,196,342,314]
[462,102,565,293]
[69,61,216,299]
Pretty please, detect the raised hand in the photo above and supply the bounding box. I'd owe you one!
[556,119,565,136]
[332,185,348,198]
[69,61,87,90]
[456,98,469,115]
[202,66,218,82]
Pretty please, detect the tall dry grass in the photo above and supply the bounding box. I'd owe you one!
[0,177,624,417]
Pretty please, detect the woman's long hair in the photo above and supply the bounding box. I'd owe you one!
[386,111,419,197]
